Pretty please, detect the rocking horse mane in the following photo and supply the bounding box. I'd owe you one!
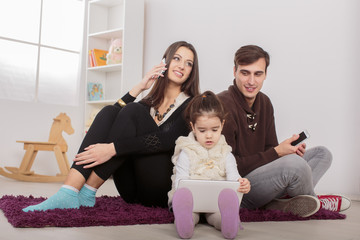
[48,113,74,150]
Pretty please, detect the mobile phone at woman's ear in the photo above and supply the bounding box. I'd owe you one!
[158,58,166,76]
[291,130,310,146]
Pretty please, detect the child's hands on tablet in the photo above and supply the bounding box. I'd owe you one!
[238,178,251,194]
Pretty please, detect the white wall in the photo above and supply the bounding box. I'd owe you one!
[142,0,360,198]
[1,0,359,199]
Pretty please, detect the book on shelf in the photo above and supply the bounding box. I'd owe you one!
[88,50,95,67]
[88,49,108,67]
[87,82,104,101]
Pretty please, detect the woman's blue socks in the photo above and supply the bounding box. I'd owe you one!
[22,186,80,212]
[78,184,97,207]
[22,184,97,212]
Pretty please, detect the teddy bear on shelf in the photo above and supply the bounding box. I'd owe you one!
[106,38,122,65]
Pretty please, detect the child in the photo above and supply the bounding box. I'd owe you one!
[168,91,251,239]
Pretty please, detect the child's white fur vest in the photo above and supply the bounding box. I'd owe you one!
[167,132,232,205]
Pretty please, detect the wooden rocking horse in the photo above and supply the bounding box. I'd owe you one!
[0,113,74,182]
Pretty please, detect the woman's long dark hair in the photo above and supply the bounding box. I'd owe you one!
[141,41,200,108]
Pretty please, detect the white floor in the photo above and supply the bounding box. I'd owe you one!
[0,176,359,240]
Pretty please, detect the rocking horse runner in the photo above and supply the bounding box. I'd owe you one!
[0,113,74,182]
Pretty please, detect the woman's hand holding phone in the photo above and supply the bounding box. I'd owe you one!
[129,59,167,97]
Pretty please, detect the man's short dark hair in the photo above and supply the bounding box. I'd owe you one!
[234,45,270,72]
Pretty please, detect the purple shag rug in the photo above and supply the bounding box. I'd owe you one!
[0,195,346,228]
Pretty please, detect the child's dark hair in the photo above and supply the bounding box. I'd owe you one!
[185,91,226,125]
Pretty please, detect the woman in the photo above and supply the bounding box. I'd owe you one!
[23,41,200,211]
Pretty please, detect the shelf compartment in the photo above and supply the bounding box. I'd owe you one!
[88,1,124,34]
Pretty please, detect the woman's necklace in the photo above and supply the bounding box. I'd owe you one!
[155,103,175,121]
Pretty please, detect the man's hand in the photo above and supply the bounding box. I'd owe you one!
[73,143,117,168]
[296,142,306,157]
[274,134,306,157]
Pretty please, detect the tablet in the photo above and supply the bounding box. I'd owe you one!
[177,179,243,213]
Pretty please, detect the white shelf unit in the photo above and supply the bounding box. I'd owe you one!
[85,0,144,132]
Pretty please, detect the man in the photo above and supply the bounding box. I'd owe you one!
[218,45,350,217]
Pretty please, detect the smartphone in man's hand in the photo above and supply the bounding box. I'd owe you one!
[291,130,310,146]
